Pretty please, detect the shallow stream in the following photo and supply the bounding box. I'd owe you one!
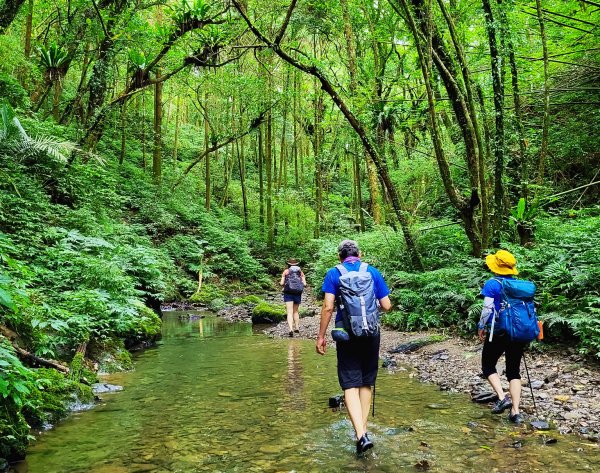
[17,313,600,472]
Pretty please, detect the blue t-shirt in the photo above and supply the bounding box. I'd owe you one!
[481,276,515,312]
[321,260,390,321]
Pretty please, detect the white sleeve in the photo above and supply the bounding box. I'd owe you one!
[478,296,495,329]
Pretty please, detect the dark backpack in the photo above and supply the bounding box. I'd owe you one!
[284,266,304,295]
[336,263,380,337]
[490,278,540,343]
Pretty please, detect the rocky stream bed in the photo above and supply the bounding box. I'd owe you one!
[203,290,600,444]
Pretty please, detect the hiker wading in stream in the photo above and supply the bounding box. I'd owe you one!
[280,259,307,337]
[478,250,528,424]
[316,240,392,455]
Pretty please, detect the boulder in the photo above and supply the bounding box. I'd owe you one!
[92,383,124,394]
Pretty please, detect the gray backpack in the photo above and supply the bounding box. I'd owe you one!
[336,263,380,337]
[284,266,304,295]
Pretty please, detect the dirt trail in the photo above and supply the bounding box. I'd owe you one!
[258,288,600,442]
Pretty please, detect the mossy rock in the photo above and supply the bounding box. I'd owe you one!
[95,342,133,374]
[232,295,262,305]
[251,302,286,324]
[209,298,227,312]
[189,283,226,304]
[299,307,314,318]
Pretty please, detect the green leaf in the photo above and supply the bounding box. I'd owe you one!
[0,287,15,311]
[516,197,526,221]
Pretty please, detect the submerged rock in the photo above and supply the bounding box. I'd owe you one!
[530,420,551,430]
[92,383,124,394]
[471,392,499,404]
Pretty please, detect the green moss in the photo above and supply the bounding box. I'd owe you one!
[189,283,226,304]
[95,341,133,373]
[232,295,262,305]
[209,298,227,311]
[251,302,286,324]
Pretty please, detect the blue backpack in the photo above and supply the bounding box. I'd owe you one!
[490,278,540,343]
[336,263,380,337]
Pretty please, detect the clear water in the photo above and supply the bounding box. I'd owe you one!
[17,313,600,472]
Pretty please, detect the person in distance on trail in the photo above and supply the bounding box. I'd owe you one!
[316,240,392,455]
[280,258,307,338]
[478,249,526,424]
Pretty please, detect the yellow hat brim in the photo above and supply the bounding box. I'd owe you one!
[486,254,519,275]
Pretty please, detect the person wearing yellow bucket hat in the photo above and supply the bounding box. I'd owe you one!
[477,249,525,424]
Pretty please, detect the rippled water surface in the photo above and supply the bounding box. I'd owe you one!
[18,313,600,472]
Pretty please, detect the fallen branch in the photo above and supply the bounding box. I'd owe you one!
[13,345,70,374]
[1,324,69,373]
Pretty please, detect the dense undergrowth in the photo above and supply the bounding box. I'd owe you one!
[0,105,268,461]
[305,213,600,359]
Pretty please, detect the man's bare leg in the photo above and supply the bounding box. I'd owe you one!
[359,386,372,434]
[344,387,366,439]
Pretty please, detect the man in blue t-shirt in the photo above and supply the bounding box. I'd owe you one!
[316,240,391,455]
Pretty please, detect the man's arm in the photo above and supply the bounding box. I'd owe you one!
[279,269,287,286]
[316,292,335,355]
[378,296,392,312]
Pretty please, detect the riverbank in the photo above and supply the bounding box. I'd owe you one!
[252,291,600,443]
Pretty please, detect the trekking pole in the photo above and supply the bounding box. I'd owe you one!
[372,383,376,418]
[522,352,538,416]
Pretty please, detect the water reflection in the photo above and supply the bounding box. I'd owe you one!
[285,340,305,410]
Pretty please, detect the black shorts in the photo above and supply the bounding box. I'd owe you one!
[336,334,380,390]
[482,334,525,381]
[283,293,302,304]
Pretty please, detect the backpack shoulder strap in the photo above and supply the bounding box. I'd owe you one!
[336,264,348,275]
[359,262,369,273]
[493,278,507,300]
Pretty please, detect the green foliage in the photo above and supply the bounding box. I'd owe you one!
[233,295,262,305]
[382,264,484,332]
[0,340,91,459]
[0,73,30,108]
[172,0,212,24]
[188,283,226,305]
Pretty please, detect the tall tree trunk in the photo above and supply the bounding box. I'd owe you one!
[119,100,127,165]
[397,0,481,257]
[238,133,249,230]
[173,95,181,165]
[278,74,289,190]
[509,49,527,191]
[482,0,505,246]
[52,79,62,122]
[354,146,365,231]
[141,93,147,169]
[293,68,299,188]
[266,108,274,247]
[437,0,489,249]
[313,81,324,239]
[153,69,163,184]
[258,124,264,225]
[24,0,33,56]
[535,0,550,183]
[204,92,211,210]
